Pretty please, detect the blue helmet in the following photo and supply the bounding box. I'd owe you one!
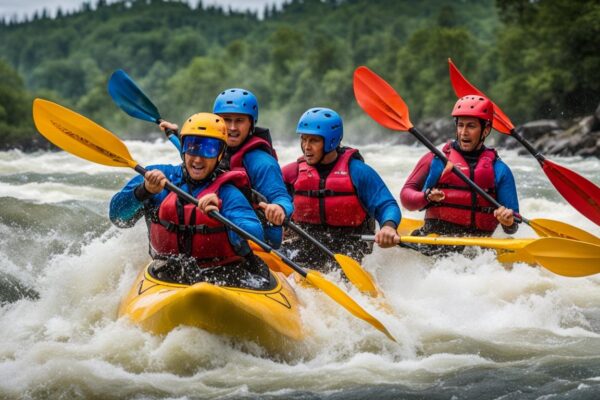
[296,107,343,153]
[212,88,258,124]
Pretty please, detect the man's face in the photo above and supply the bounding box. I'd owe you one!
[300,134,324,165]
[184,153,218,181]
[219,113,252,148]
[456,116,488,152]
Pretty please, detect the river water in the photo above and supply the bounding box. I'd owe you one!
[1,138,600,399]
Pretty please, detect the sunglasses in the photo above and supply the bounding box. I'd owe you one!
[182,136,225,158]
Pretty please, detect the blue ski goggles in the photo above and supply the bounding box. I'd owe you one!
[182,136,225,158]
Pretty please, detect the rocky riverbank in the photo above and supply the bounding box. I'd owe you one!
[413,103,600,158]
[5,103,600,157]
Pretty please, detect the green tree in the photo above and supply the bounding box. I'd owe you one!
[164,56,231,121]
[395,27,479,120]
[495,0,600,120]
[0,60,33,149]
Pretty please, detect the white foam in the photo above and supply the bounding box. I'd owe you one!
[1,142,599,396]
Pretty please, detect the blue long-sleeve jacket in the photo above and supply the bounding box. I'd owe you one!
[241,149,293,247]
[109,164,264,256]
[348,158,401,228]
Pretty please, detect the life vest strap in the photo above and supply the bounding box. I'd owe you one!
[436,183,496,195]
[158,219,227,234]
[295,189,355,198]
[428,202,496,214]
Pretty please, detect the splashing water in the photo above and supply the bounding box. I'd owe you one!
[1,139,600,399]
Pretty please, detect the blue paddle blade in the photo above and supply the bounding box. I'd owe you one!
[108,69,161,123]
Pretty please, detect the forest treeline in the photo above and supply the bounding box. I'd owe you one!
[0,0,599,150]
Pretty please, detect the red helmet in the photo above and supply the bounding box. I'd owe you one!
[452,95,493,122]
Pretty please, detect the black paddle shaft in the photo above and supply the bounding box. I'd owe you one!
[510,128,547,166]
[133,165,308,278]
[408,127,525,224]
[154,118,179,144]
[251,189,336,259]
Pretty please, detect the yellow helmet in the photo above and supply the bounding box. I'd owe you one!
[180,113,227,160]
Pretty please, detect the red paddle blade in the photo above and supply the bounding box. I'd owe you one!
[354,66,414,130]
[542,159,600,226]
[448,59,514,134]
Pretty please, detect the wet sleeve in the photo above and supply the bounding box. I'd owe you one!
[243,150,294,218]
[108,165,176,228]
[400,152,436,211]
[494,159,519,213]
[219,184,265,256]
[109,174,147,228]
[349,159,401,228]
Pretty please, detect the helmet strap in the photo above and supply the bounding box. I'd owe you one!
[182,162,218,187]
[454,118,491,148]
[478,120,491,146]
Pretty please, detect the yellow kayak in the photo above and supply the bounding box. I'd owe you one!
[118,251,304,354]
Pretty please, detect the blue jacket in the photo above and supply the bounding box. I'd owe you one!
[241,148,293,248]
[348,158,402,228]
[109,164,264,256]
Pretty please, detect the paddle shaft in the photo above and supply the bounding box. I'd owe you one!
[251,189,336,258]
[408,127,526,224]
[509,129,600,224]
[156,120,181,149]
[359,234,532,249]
[448,59,600,227]
[109,70,347,241]
[357,235,419,251]
[254,191,386,298]
[133,165,308,278]
[510,128,547,165]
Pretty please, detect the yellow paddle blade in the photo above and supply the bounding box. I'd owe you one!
[32,98,137,168]
[525,238,600,277]
[333,254,381,297]
[305,270,395,341]
[495,248,537,265]
[396,218,424,236]
[400,235,600,277]
[529,219,600,245]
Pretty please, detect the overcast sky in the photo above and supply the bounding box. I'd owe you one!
[0,0,283,20]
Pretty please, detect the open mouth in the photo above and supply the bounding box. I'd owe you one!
[189,163,205,174]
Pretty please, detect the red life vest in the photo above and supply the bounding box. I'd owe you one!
[291,148,368,227]
[425,142,499,232]
[229,134,278,170]
[149,170,250,267]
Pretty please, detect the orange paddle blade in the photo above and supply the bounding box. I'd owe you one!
[353,66,413,131]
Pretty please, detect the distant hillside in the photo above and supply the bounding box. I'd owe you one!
[1,0,598,150]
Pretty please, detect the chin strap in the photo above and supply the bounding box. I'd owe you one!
[182,165,219,188]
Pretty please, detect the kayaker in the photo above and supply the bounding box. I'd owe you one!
[159,88,293,250]
[400,95,519,243]
[109,113,269,285]
[282,107,401,267]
